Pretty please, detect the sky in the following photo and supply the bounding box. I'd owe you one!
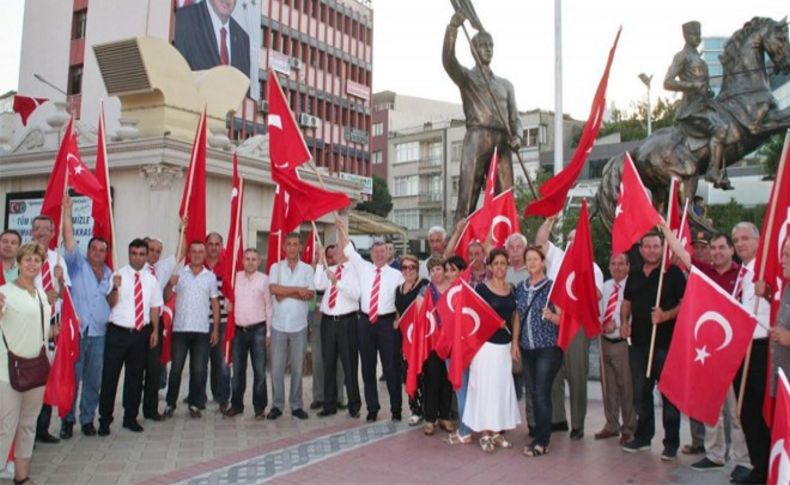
[0,0,787,120]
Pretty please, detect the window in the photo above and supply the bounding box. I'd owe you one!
[425,141,442,164]
[72,9,87,40]
[451,176,460,196]
[525,127,539,147]
[372,122,383,136]
[395,141,419,162]
[420,175,442,198]
[68,64,83,95]
[372,150,383,165]
[393,175,418,197]
[422,211,444,229]
[393,209,420,230]
[451,141,462,161]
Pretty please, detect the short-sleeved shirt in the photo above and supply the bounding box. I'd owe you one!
[624,264,686,349]
[475,282,515,344]
[506,266,529,287]
[269,259,314,333]
[694,259,739,295]
[0,284,51,383]
[515,277,557,350]
[172,266,219,333]
[64,247,112,337]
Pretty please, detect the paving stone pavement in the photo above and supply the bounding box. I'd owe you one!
[5,370,734,484]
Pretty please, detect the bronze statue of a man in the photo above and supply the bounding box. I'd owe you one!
[663,21,731,189]
[443,12,523,223]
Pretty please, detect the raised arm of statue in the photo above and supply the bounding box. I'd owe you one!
[443,14,468,87]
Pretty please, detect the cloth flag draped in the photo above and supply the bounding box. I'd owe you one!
[221,154,245,366]
[658,267,758,425]
[454,188,520,260]
[40,117,105,249]
[525,28,621,217]
[179,109,207,261]
[267,71,311,174]
[301,229,316,265]
[611,153,662,255]
[43,287,80,418]
[265,183,287,273]
[92,104,115,270]
[548,199,601,349]
[664,179,692,272]
[402,290,435,398]
[769,369,790,485]
[13,95,48,125]
[159,296,176,364]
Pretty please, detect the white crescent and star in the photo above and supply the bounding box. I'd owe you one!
[490,216,512,245]
[425,311,437,338]
[565,271,578,301]
[267,114,282,130]
[231,187,239,199]
[462,308,481,337]
[693,310,734,365]
[769,438,790,484]
[446,285,461,312]
[406,322,414,344]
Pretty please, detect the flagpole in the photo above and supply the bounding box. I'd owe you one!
[646,209,672,379]
[99,102,119,271]
[176,110,204,264]
[225,176,244,367]
[736,129,790,416]
[598,335,608,403]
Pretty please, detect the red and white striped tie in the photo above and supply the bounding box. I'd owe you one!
[603,282,620,326]
[328,264,343,310]
[134,272,145,330]
[150,264,157,279]
[368,268,381,324]
[733,265,748,302]
[41,259,54,292]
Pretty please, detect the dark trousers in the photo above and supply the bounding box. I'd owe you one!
[36,405,52,437]
[630,345,681,451]
[99,324,150,426]
[167,331,211,409]
[422,351,452,422]
[321,314,361,414]
[735,339,770,481]
[523,346,563,447]
[231,323,268,413]
[357,313,401,414]
[210,322,231,405]
[142,324,163,417]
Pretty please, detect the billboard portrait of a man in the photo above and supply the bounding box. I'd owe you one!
[174,0,251,81]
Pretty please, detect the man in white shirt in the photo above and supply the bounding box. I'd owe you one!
[419,226,447,280]
[595,253,636,445]
[314,241,361,418]
[98,239,163,436]
[268,234,315,420]
[505,232,529,286]
[162,241,220,419]
[336,218,405,422]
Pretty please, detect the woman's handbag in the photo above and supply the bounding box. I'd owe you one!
[1,290,51,391]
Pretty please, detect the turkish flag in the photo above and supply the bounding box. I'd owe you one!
[159,296,176,364]
[666,191,693,272]
[525,28,621,217]
[273,170,351,235]
[769,369,790,485]
[92,104,115,270]
[483,147,499,208]
[40,117,105,249]
[221,154,245,366]
[549,199,601,349]
[301,229,316,265]
[267,71,311,174]
[401,291,436,398]
[12,95,48,125]
[658,267,758,425]
[179,109,208,262]
[611,153,662,255]
[265,183,287,273]
[454,189,520,260]
[43,287,80,418]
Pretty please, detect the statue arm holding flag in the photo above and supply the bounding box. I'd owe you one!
[442,13,469,87]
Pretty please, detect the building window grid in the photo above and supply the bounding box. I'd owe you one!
[395,141,420,163]
[394,175,419,197]
[372,151,383,164]
[393,209,420,230]
[72,9,87,40]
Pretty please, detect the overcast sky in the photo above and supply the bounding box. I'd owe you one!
[1,0,787,120]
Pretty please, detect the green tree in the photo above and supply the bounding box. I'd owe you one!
[705,199,766,235]
[598,97,678,142]
[757,134,784,180]
[355,175,392,217]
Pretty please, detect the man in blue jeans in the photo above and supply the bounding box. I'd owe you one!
[620,233,686,461]
[59,196,112,438]
[163,241,220,418]
[224,249,273,419]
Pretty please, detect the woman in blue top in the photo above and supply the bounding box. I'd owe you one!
[512,246,562,457]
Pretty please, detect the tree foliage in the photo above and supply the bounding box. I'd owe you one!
[355,175,392,217]
[757,134,784,180]
[598,97,679,142]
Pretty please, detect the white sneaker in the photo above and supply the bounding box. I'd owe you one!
[407,414,423,426]
[0,462,15,479]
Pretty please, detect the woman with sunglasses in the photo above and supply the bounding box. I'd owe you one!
[394,254,428,426]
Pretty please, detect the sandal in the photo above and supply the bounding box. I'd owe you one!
[523,443,549,457]
[479,435,496,453]
[681,444,705,455]
[492,433,513,449]
[438,419,456,433]
[445,431,472,445]
[424,422,436,436]
[13,478,32,485]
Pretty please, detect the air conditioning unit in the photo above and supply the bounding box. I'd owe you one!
[259,101,269,113]
[298,113,319,128]
[289,58,303,70]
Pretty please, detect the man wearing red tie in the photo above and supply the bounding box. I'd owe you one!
[336,218,404,422]
[595,253,636,445]
[98,239,162,436]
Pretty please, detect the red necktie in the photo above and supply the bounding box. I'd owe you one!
[41,259,54,292]
[603,282,620,326]
[368,268,381,324]
[328,264,343,310]
[134,272,144,330]
[219,27,229,65]
[733,265,748,302]
[150,265,157,279]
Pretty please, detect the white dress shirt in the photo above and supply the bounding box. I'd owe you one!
[269,259,314,333]
[546,242,604,293]
[599,277,627,339]
[107,265,163,328]
[172,266,219,333]
[739,259,770,339]
[145,255,178,292]
[206,0,232,65]
[343,243,404,315]
[314,263,361,315]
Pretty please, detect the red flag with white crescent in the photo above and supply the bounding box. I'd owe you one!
[179,110,208,263]
[159,296,176,364]
[222,153,245,366]
[43,287,80,418]
[769,369,790,485]
[92,103,115,270]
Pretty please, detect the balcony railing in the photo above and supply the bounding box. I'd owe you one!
[418,192,443,206]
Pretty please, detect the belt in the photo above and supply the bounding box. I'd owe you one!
[753,337,769,344]
[603,336,625,344]
[108,322,146,333]
[361,312,396,320]
[236,321,266,332]
[322,311,358,321]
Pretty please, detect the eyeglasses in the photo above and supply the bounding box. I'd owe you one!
[401,265,417,270]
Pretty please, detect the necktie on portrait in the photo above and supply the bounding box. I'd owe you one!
[603,282,620,326]
[328,264,343,310]
[368,268,381,324]
[134,272,144,331]
[219,27,229,65]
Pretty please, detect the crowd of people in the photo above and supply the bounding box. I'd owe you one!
[1,194,790,485]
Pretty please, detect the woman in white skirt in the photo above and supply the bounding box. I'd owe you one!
[463,248,520,453]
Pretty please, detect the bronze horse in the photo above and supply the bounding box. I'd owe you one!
[596,17,790,232]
